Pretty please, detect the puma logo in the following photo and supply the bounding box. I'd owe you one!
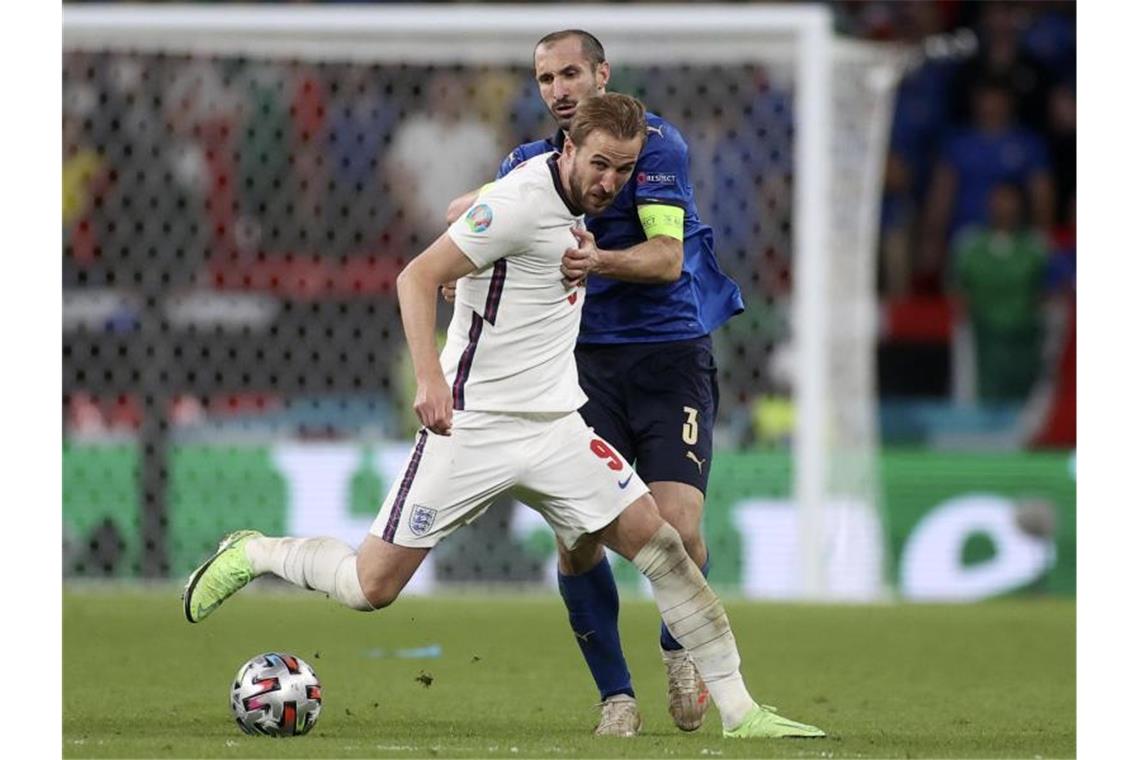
[646,125,664,137]
[575,630,596,642]
[686,451,706,473]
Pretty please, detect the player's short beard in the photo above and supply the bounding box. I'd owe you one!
[566,164,587,213]
[567,162,610,215]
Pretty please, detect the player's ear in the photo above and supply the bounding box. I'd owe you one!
[595,61,611,91]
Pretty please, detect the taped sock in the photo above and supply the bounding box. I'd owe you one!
[633,524,754,728]
[247,537,373,611]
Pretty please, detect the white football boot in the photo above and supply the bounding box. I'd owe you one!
[594,694,642,737]
[662,648,711,731]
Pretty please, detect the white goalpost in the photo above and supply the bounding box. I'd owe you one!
[63,3,904,600]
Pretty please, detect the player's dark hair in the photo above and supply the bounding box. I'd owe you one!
[568,93,646,149]
[534,29,606,68]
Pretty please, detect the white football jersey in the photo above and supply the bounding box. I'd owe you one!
[440,152,587,413]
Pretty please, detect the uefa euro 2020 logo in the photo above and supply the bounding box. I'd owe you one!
[465,204,493,233]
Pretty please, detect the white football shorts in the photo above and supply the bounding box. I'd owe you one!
[370,410,649,550]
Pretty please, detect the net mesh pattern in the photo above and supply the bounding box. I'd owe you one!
[62,48,890,589]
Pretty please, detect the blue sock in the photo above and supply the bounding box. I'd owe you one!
[660,554,711,651]
[558,555,635,700]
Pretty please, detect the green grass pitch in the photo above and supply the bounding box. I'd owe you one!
[64,587,1074,758]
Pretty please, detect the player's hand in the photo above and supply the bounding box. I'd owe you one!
[414,376,454,436]
[562,226,599,288]
[440,281,457,303]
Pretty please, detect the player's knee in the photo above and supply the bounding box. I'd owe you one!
[654,522,686,559]
[654,486,703,530]
[652,489,706,564]
[665,516,700,550]
[557,537,606,575]
[676,527,707,567]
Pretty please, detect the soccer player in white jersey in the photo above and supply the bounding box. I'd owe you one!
[182,94,824,740]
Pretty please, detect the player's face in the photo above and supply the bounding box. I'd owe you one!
[534,38,610,131]
[566,130,643,215]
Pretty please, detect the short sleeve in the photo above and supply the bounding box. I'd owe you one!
[446,183,531,269]
[634,124,690,209]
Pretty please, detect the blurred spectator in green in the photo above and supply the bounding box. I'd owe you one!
[951,182,1047,403]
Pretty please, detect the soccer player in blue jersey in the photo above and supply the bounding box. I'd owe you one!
[446,30,745,736]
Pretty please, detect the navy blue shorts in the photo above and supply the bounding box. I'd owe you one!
[575,336,719,494]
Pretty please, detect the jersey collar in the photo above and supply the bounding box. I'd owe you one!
[546,154,584,216]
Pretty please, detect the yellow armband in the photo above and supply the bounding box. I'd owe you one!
[637,203,684,241]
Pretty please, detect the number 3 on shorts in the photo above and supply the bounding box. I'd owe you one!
[682,406,699,445]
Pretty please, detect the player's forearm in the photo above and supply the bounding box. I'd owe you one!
[595,236,683,284]
[396,265,447,384]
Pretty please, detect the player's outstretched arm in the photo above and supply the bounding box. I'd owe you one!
[396,234,478,435]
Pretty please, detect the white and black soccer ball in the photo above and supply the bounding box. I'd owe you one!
[230,652,322,737]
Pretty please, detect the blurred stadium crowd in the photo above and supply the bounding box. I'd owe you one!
[62,0,1076,452]
[847,0,1076,450]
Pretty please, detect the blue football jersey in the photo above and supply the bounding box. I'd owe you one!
[497,112,744,344]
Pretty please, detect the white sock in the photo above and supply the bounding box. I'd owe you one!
[632,524,756,729]
[246,537,373,611]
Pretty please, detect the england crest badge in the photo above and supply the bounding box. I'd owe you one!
[409,505,437,536]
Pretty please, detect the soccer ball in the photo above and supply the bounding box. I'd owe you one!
[230,652,322,737]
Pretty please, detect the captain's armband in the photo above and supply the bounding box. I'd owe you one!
[637,203,684,241]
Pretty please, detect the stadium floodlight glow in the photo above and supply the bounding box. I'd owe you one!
[63,3,904,600]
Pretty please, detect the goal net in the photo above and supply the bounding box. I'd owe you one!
[63,4,903,600]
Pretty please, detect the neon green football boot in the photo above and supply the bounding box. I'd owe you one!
[723,703,827,739]
[182,530,263,623]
